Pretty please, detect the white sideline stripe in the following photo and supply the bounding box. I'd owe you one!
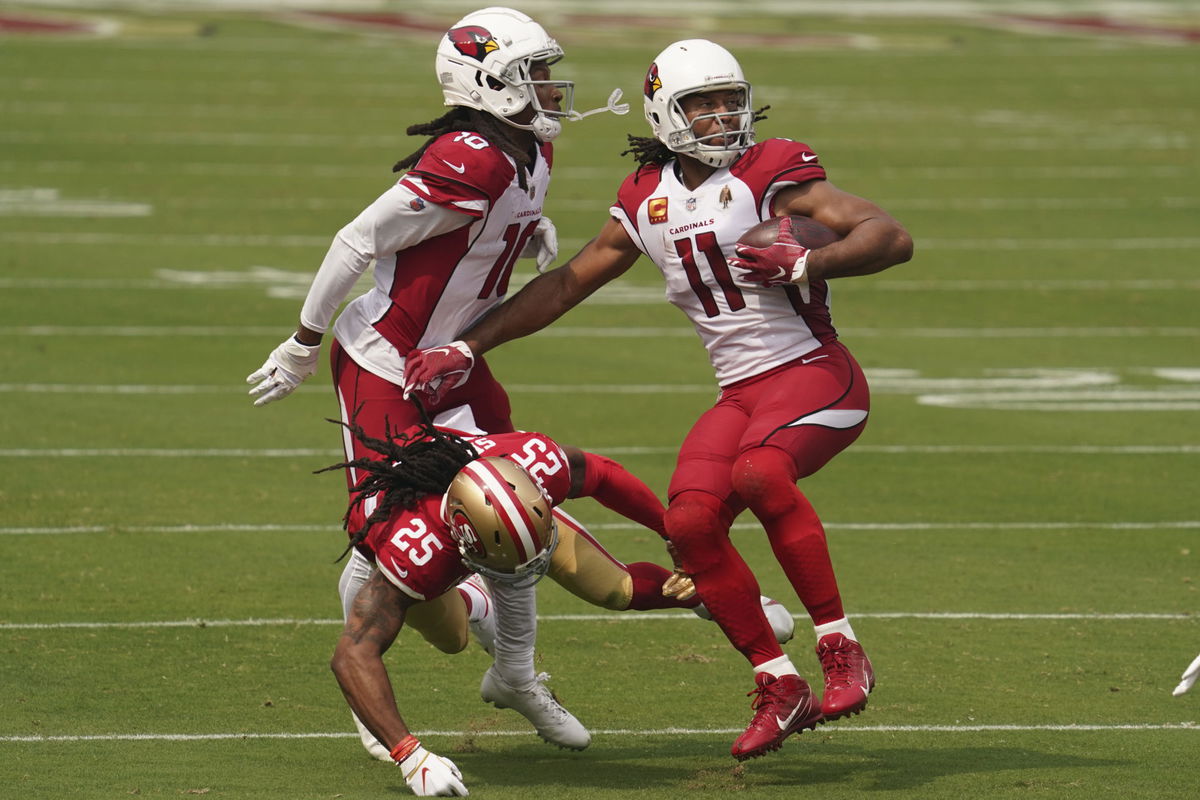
[1,610,1193,631]
[2,521,1197,536]
[3,278,1200,293]
[3,325,1198,338]
[1,232,1198,250]
[2,445,1197,458]
[1,723,1197,743]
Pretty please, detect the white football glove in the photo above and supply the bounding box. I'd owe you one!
[399,743,468,797]
[245,336,321,407]
[520,216,558,273]
[1173,652,1200,696]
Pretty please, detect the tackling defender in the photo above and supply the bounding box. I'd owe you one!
[404,39,913,760]
[329,408,794,796]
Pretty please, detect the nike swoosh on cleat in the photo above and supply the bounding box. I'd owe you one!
[775,702,808,731]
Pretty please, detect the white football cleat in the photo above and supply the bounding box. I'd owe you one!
[694,595,795,644]
[480,666,591,750]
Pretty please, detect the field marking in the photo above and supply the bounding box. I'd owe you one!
[5,276,1200,293]
[1,610,1194,631]
[2,521,1196,536]
[2,160,1195,181]
[2,723,1197,744]
[1,445,1197,459]
[2,231,1199,251]
[2,325,1199,339]
[3,128,1195,155]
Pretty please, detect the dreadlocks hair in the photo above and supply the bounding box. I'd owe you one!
[393,106,535,191]
[620,105,772,168]
[317,401,479,562]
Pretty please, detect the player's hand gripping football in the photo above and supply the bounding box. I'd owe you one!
[729,215,813,301]
[397,737,468,796]
[402,341,475,406]
[520,216,559,273]
[660,541,697,601]
[246,336,321,406]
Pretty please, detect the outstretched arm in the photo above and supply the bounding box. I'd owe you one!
[331,570,413,748]
[403,218,641,404]
[331,571,467,796]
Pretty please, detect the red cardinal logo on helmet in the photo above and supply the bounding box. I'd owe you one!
[447,25,499,62]
[644,62,662,99]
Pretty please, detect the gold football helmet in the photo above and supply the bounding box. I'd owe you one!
[445,457,558,587]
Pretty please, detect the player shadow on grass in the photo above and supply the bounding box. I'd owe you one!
[440,738,1124,792]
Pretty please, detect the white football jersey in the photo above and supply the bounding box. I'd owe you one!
[610,138,837,386]
[331,131,552,386]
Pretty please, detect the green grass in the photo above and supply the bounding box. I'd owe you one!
[2,3,1199,798]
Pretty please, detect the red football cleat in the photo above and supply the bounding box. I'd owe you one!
[730,673,824,761]
[816,633,876,720]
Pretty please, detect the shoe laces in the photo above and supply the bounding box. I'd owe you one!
[746,674,784,711]
[818,639,858,685]
[529,672,569,719]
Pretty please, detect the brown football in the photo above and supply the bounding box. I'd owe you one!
[738,215,841,250]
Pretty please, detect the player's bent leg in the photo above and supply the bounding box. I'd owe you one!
[484,575,591,751]
[547,509,700,612]
[665,491,782,666]
[406,588,471,654]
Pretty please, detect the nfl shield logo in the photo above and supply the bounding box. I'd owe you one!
[686,197,697,212]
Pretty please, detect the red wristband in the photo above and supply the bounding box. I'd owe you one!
[390,734,420,764]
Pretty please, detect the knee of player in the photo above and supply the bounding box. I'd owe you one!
[598,575,634,612]
[664,493,727,552]
[731,448,799,516]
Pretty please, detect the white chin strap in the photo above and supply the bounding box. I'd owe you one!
[567,88,630,121]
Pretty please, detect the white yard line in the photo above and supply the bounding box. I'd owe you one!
[2,325,1199,338]
[2,722,1197,743]
[2,520,1197,536]
[0,610,1194,631]
[1,445,1198,458]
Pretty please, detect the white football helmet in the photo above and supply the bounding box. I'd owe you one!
[444,457,558,588]
[436,7,574,142]
[643,39,754,168]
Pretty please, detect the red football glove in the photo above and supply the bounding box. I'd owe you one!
[402,341,474,406]
[729,216,812,302]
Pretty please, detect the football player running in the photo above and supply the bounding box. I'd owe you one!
[245,7,628,756]
[328,406,794,796]
[404,39,913,761]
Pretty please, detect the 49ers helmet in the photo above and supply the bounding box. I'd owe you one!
[643,39,754,168]
[436,7,574,142]
[444,457,558,588]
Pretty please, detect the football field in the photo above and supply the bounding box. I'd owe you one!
[2,1,1198,797]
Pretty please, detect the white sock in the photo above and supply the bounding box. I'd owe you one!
[455,577,490,624]
[754,654,800,679]
[488,580,538,689]
[814,617,857,643]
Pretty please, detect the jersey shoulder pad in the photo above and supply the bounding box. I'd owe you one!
[736,138,826,181]
[612,164,664,216]
[408,132,515,203]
